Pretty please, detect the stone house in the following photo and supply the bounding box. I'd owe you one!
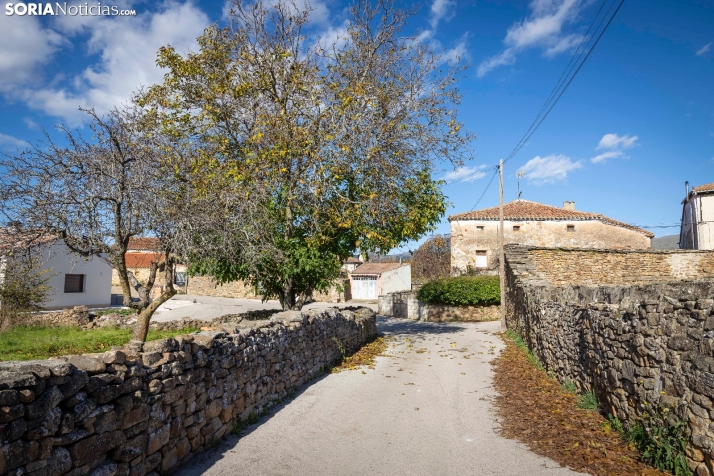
[680,181,714,250]
[449,199,653,274]
[111,238,187,297]
[350,263,411,300]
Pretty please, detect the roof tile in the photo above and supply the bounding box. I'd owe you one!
[448,200,653,238]
[351,262,405,276]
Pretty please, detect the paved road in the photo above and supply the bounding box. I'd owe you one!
[177,318,583,476]
[148,295,378,322]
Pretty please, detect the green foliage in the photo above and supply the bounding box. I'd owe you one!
[0,326,199,361]
[0,250,53,314]
[417,275,500,306]
[504,330,544,371]
[562,379,577,394]
[577,391,598,411]
[626,402,692,476]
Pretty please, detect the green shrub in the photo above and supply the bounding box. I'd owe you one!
[626,402,692,476]
[417,275,500,306]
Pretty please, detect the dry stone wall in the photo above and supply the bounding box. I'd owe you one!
[0,308,376,476]
[504,245,714,475]
[378,292,499,322]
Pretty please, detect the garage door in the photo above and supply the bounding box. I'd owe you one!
[352,277,378,299]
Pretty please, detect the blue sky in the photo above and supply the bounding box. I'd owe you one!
[1,0,712,253]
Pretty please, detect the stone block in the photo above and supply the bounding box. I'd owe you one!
[68,430,125,467]
[120,404,150,430]
[146,424,170,455]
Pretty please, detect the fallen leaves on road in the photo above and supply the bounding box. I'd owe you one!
[332,336,388,372]
[491,334,668,476]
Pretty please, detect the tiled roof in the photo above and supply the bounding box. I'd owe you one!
[0,229,56,255]
[692,182,714,194]
[127,237,160,251]
[351,262,405,276]
[125,252,165,269]
[344,257,363,264]
[449,200,653,238]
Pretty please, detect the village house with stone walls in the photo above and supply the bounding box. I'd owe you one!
[111,238,187,299]
[680,181,714,250]
[449,199,653,275]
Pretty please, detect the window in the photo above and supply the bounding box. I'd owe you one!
[567,225,575,232]
[64,274,85,293]
[476,226,484,231]
[174,272,186,286]
[513,226,520,232]
[475,250,488,268]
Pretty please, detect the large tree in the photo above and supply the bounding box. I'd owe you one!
[0,105,205,341]
[141,0,473,310]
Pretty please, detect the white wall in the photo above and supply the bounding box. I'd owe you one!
[39,241,113,309]
[380,265,411,295]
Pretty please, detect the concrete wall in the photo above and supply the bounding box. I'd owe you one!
[504,245,714,475]
[378,292,499,322]
[380,265,411,295]
[37,242,112,309]
[450,219,651,275]
[0,308,377,476]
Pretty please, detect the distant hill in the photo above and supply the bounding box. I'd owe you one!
[652,234,679,250]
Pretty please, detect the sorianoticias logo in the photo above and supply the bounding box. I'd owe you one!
[4,2,137,16]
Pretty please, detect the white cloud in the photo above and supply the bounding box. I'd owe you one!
[0,13,65,90]
[696,42,712,56]
[519,154,583,183]
[443,165,487,182]
[590,150,623,163]
[23,118,39,130]
[590,133,638,163]
[440,34,471,64]
[430,0,456,28]
[597,133,638,150]
[15,2,209,124]
[0,133,30,150]
[478,0,584,77]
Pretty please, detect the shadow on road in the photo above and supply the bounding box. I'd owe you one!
[376,316,467,337]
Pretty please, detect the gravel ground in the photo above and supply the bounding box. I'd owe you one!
[176,317,584,476]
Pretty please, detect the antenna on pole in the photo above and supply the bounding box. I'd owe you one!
[517,170,525,200]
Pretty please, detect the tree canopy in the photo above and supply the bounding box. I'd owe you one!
[141,0,473,309]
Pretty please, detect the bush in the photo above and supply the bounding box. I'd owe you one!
[417,275,500,306]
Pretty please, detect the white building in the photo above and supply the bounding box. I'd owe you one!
[680,182,714,250]
[0,234,112,310]
[350,263,411,300]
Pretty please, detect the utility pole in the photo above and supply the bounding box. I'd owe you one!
[499,160,506,330]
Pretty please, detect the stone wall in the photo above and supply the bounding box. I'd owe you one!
[378,292,499,322]
[504,245,714,475]
[0,308,377,476]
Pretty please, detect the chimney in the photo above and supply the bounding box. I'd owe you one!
[563,201,575,210]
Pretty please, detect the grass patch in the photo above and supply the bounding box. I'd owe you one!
[577,391,599,411]
[416,275,500,306]
[504,330,544,371]
[0,325,199,361]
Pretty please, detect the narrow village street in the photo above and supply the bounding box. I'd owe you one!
[177,317,584,476]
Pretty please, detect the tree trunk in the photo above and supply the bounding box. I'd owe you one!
[132,287,176,341]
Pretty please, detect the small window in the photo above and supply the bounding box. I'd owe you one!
[64,274,85,293]
[174,272,186,286]
[474,250,488,268]
[476,226,484,231]
[513,226,520,232]
[567,225,575,232]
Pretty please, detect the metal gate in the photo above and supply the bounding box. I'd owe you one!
[351,276,377,299]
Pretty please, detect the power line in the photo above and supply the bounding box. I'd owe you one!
[469,168,499,210]
[503,0,626,167]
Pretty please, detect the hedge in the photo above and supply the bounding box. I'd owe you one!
[416,275,500,306]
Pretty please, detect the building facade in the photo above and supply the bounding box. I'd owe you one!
[680,182,714,250]
[350,263,411,300]
[449,200,653,274]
